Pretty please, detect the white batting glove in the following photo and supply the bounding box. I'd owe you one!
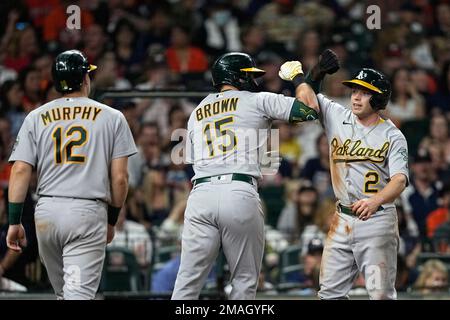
[278,61,304,81]
[261,150,281,176]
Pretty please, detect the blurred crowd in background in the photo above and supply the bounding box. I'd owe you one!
[0,0,449,298]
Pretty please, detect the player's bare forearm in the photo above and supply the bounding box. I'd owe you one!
[110,157,129,208]
[372,173,408,206]
[295,83,320,113]
[8,161,32,203]
[353,173,407,220]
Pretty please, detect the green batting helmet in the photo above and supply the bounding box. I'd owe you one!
[342,68,391,110]
[211,52,265,91]
[52,50,97,93]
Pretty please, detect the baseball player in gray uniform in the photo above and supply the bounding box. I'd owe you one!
[289,50,409,299]
[6,50,137,299]
[172,52,320,300]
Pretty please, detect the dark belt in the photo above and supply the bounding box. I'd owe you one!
[193,173,255,187]
[39,195,105,203]
[338,203,384,216]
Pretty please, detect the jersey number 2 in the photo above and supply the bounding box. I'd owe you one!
[52,126,88,164]
[364,171,379,193]
[203,116,237,156]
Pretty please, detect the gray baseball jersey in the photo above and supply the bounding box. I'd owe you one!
[186,90,295,180]
[317,93,409,208]
[9,96,137,299]
[173,90,299,300]
[317,93,409,300]
[9,96,137,202]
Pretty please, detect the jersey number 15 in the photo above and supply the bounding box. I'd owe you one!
[203,116,237,157]
[52,126,88,164]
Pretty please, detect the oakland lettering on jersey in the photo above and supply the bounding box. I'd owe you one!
[41,106,102,125]
[196,97,238,121]
[331,138,390,163]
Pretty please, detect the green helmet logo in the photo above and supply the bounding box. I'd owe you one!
[211,52,265,91]
[52,50,97,93]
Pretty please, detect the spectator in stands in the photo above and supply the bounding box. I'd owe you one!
[293,29,320,72]
[427,183,450,240]
[257,51,295,96]
[165,24,208,75]
[240,24,267,58]
[419,114,450,181]
[112,19,142,81]
[254,0,304,53]
[128,122,166,189]
[142,168,171,227]
[285,238,323,292]
[429,60,450,116]
[198,0,242,56]
[0,80,25,137]
[158,199,186,245]
[33,54,53,95]
[172,0,203,35]
[396,254,418,292]
[2,22,40,73]
[299,198,335,257]
[43,0,93,51]
[81,24,107,64]
[277,122,301,177]
[401,150,439,240]
[432,2,450,38]
[277,185,319,244]
[108,206,153,268]
[413,259,449,294]
[300,133,333,200]
[91,51,131,90]
[18,66,42,113]
[385,67,425,127]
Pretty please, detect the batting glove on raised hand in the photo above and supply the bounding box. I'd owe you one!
[278,61,304,81]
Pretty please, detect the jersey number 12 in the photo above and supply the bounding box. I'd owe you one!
[52,126,88,164]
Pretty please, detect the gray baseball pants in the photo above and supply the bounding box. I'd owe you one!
[319,206,399,300]
[34,197,107,300]
[172,177,265,300]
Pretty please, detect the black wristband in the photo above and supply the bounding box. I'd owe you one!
[305,71,322,94]
[107,205,121,226]
[8,202,24,225]
[292,74,305,87]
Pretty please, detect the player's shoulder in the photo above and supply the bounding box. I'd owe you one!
[85,98,126,121]
[383,118,407,140]
[317,93,350,112]
[85,98,119,113]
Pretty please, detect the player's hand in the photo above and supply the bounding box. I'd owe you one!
[318,49,340,75]
[6,224,27,252]
[278,61,304,81]
[311,49,340,81]
[107,224,115,244]
[261,150,281,175]
[351,197,381,221]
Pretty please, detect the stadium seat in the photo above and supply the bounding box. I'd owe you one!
[100,247,142,292]
[278,243,303,284]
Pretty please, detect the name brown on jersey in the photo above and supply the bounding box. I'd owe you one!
[331,138,390,163]
[41,106,103,125]
[196,97,238,121]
